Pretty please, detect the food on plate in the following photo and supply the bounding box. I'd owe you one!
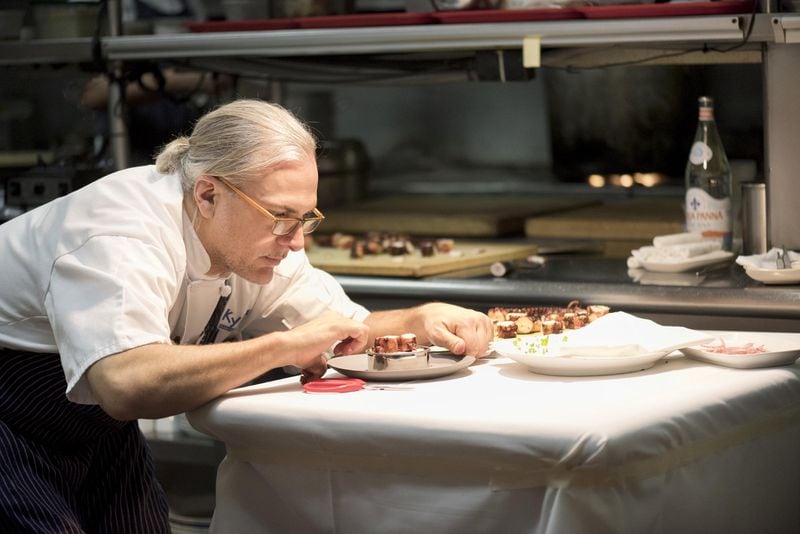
[399,333,417,351]
[494,320,518,339]
[541,319,563,335]
[369,333,429,371]
[563,312,585,329]
[698,341,767,355]
[587,305,610,322]
[487,300,610,339]
[508,332,569,356]
[507,312,537,334]
[374,335,399,353]
[373,333,418,353]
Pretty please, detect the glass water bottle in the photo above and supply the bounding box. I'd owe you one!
[684,96,733,250]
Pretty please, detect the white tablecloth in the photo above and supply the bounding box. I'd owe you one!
[188,332,800,534]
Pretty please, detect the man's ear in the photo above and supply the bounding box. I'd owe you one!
[193,175,218,218]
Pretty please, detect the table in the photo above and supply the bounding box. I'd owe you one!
[188,332,800,534]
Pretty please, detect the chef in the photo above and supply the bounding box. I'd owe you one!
[0,99,492,531]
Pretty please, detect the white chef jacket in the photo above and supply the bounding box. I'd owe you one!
[0,165,369,404]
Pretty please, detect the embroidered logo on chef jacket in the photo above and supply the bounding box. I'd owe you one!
[218,308,251,332]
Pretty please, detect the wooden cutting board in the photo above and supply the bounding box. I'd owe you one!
[525,198,684,240]
[320,195,598,237]
[306,241,538,277]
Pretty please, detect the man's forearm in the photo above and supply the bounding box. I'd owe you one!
[363,305,427,345]
[86,334,291,421]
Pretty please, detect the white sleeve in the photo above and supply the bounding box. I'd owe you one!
[243,252,370,337]
[45,235,181,404]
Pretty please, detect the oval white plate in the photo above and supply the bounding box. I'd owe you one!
[639,250,733,273]
[680,333,800,369]
[328,353,475,382]
[493,337,669,377]
[743,266,800,285]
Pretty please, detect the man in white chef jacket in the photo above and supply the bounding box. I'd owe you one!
[0,99,492,532]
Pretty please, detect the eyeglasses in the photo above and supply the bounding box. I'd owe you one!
[215,175,325,236]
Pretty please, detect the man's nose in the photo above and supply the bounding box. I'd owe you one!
[282,223,305,252]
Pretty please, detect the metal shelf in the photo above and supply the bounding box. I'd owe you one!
[102,15,748,61]
[771,13,800,43]
[0,37,95,66]
[0,14,768,67]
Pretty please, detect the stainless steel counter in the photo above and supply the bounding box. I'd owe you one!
[335,256,800,332]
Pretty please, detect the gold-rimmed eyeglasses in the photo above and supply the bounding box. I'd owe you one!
[215,175,325,236]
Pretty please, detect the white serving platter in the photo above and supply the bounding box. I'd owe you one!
[493,336,670,377]
[680,332,800,369]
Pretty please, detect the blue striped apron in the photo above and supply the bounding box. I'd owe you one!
[0,349,170,533]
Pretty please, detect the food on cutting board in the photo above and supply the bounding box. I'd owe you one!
[312,232,456,260]
[488,300,610,339]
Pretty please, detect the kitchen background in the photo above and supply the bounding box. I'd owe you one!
[0,1,789,531]
[0,0,766,207]
[0,60,763,212]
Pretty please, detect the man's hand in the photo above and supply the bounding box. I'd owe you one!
[417,303,493,357]
[279,311,370,382]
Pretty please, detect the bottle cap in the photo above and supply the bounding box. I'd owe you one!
[698,96,714,120]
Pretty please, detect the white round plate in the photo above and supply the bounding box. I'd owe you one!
[493,338,669,377]
[680,333,800,369]
[328,353,475,382]
[743,266,800,285]
[639,250,733,273]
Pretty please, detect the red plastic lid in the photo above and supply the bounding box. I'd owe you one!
[302,378,366,393]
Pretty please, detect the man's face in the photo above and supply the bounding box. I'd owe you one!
[200,156,319,284]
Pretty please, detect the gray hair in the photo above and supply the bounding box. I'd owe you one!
[155,99,317,192]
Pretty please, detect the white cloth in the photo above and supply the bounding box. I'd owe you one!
[549,312,714,357]
[629,242,722,268]
[736,247,800,270]
[188,331,800,534]
[628,232,722,270]
[0,165,368,404]
[652,231,704,248]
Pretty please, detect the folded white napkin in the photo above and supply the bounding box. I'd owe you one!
[736,248,800,270]
[633,242,720,262]
[628,235,722,269]
[652,232,704,248]
[554,312,714,358]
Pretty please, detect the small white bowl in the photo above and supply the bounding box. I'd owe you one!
[681,332,800,369]
[744,265,800,285]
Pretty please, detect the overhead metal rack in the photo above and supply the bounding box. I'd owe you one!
[102,15,748,60]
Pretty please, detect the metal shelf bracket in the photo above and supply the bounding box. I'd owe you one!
[771,14,800,43]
